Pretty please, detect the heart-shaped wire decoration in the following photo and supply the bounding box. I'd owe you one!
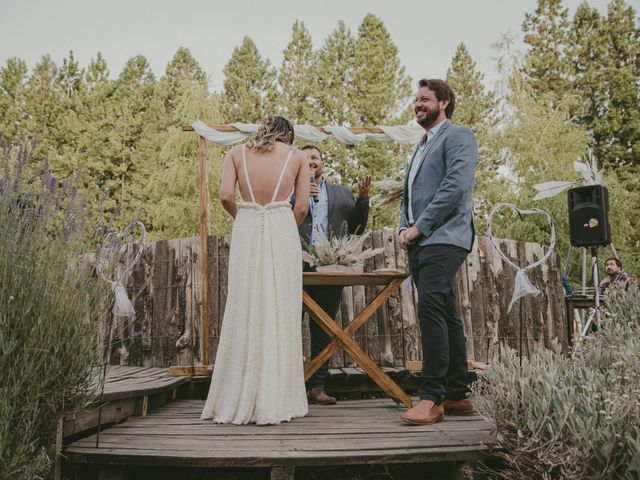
[96,220,147,317]
[487,203,556,312]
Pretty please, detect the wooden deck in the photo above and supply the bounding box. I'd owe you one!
[65,398,496,479]
[63,366,190,439]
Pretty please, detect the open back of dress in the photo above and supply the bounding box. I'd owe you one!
[201,144,307,425]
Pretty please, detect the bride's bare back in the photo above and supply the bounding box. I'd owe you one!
[219,141,310,224]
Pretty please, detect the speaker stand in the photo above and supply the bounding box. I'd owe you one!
[571,246,602,358]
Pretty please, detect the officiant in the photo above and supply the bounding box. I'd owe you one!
[294,145,371,405]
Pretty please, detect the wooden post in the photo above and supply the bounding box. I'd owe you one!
[54,414,63,480]
[271,465,295,480]
[198,135,209,366]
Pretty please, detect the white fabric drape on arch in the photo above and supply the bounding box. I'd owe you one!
[191,120,424,146]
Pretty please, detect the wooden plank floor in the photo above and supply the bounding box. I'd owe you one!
[65,398,496,469]
[90,365,190,402]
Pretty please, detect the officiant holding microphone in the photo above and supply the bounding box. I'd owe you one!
[294,145,371,405]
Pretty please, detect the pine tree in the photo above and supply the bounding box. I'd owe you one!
[57,50,84,101]
[163,47,207,115]
[590,0,639,167]
[105,55,158,207]
[23,55,60,165]
[316,20,356,125]
[521,0,573,100]
[0,58,28,140]
[221,36,277,123]
[48,51,87,183]
[446,43,494,132]
[351,14,412,126]
[278,21,319,124]
[350,15,413,228]
[145,81,232,239]
[85,52,110,91]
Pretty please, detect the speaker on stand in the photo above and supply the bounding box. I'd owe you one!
[567,185,611,357]
[568,185,611,248]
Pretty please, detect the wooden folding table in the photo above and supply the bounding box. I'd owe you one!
[302,271,412,408]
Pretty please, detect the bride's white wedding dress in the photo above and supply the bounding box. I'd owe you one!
[201,145,308,425]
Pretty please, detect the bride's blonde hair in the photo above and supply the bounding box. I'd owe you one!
[247,115,295,153]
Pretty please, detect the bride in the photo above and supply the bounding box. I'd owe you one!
[201,115,311,425]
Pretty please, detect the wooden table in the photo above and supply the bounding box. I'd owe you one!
[303,271,412,408]
[564,295,596,345]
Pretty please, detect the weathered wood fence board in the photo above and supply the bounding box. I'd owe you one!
[104,232,567,368]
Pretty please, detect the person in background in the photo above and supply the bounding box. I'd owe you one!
[598,257,634,294]
[295,145,371,405]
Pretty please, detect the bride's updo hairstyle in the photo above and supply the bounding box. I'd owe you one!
[247,115,295,153]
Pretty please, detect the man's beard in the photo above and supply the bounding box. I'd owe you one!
[416,107,440,128]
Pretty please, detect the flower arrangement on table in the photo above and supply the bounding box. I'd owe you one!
[302,231,384,270]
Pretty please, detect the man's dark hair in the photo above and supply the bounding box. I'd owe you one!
[301,144,324,161]
[605,257,623,269]
[418,79,456,119]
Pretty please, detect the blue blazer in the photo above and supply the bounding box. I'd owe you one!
[400,119,477,251]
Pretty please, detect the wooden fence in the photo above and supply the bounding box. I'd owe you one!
[104,231,567,369]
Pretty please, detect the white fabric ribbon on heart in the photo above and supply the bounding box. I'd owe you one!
[487,203,556,312]
[97,221,147,317]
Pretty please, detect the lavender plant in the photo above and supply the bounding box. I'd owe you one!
[0,137,109,479]
[473,285,640,479]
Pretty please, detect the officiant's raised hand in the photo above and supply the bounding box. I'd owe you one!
[357,175,372,200]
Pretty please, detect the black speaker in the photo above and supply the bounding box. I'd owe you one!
[568,185,611,247]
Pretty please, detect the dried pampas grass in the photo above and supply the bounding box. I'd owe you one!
[303,231,384,267]
[371,179,403,207]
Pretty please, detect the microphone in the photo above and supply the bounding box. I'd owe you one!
[310,171,319,203]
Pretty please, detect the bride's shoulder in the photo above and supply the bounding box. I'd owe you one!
[290,146,307,162]
[226,144,246,161]
[229,144,244,155]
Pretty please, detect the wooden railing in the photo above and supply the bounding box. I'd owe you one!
[104,232,567,368]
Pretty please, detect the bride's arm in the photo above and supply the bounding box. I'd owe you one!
[220,149,238,219]
[293,153,310,226]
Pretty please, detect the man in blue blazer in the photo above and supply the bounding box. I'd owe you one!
[398,79,478,425]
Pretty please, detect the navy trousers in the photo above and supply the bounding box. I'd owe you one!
[407,243,470,403]
[303,264,342,389]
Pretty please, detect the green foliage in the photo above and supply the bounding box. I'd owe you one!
[446,43,495,136]
[316,20,355,125]
[0,141,109,479]
[342,14,413,229]
[522,0,573,101]
[0,57,28,141]
[278,21,319,124]
[473,286,640,479]
[523,0,640,168]
[145,80,232,239]
[482,31,640,282]
[163,47,207,115]
[221,37,277,123]
[0,11,637,254]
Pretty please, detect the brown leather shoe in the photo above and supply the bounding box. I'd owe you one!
[400,400,444,425]
[442,398,474,415]
[307,387,337,405]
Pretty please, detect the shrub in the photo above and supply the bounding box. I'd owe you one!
[0,139,109,479]
[473,285,640,479]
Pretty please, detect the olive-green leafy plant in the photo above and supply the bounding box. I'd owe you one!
[473,284,640,479]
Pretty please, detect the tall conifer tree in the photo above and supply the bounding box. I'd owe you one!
[221,37,276,123]
[278,21,319,124]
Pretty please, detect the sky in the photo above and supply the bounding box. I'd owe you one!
[1,0,637,92]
